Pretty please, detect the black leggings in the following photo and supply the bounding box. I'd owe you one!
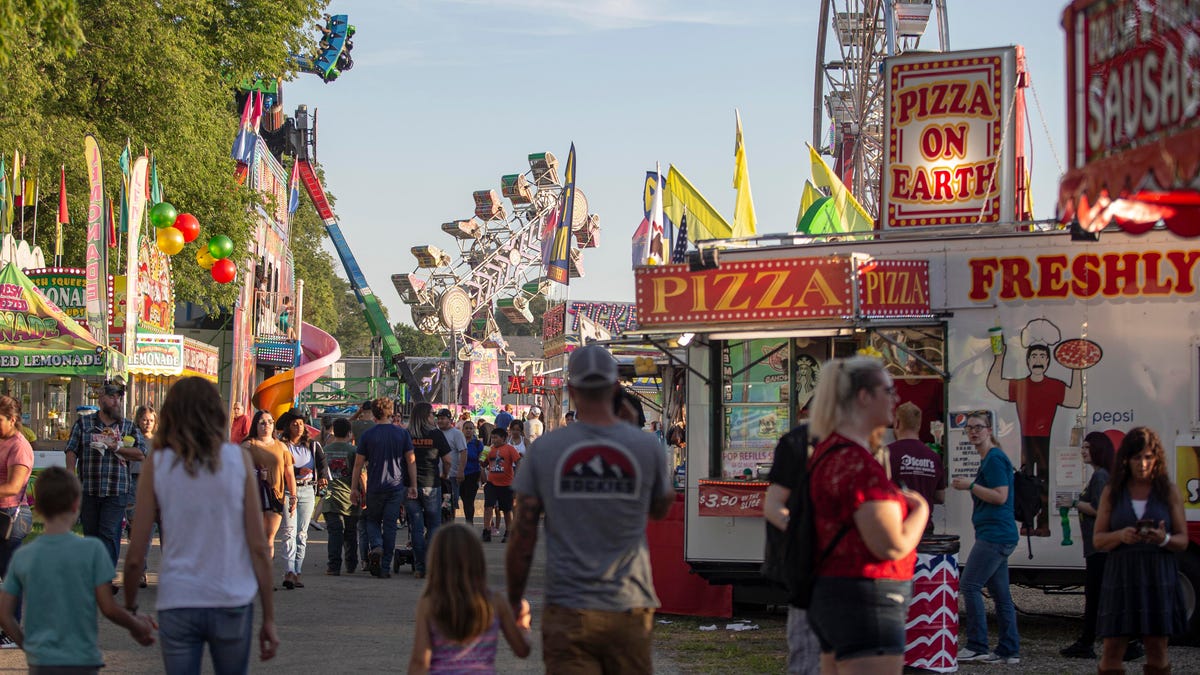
[460,473,481,523]
[1082,551,1107,643]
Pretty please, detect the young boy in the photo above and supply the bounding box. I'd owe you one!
[0,467,155,672]
[481,427,520,543]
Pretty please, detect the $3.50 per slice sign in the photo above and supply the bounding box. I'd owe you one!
[697,480,766,517]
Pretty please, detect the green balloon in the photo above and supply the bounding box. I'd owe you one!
[149,202,178,229]
[207,234,235,260]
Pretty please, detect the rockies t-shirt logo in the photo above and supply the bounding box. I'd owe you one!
[554,442,641,500]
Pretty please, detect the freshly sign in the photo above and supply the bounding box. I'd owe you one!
[968,250,1200,301]
[882,47,1020,229]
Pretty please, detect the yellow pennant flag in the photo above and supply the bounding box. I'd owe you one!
[732,110,757,237]
[665,165,733,241]
[807,143,874,232]
[795,180,825,228]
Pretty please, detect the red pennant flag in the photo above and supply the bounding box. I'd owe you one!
[57,165,68,224]
[106,195,117,248]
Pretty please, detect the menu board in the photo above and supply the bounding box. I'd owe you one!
[722,339,789,404]
[722,405,787,478]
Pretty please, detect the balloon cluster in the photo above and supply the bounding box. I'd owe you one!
[149,202,237,284]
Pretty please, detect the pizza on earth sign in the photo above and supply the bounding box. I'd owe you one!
[882,46,1025,229]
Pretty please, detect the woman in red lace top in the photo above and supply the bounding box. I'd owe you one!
[806,356,929,674]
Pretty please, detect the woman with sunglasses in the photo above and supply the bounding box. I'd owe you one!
[951,413,1019,664]
[242,411,295,566]
[276,411,327,590]
[805,356,929,675]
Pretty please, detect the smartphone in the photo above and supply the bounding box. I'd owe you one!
[1136,518,1156,535]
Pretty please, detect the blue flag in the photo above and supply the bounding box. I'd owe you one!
[545,143,575,285]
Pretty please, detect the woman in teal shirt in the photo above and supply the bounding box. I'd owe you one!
[951,413,1019,664]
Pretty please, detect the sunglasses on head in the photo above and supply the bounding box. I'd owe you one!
[102,387,126,397]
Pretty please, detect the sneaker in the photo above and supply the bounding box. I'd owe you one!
[0,632,17,649]
[368,547,383,578]
[957,648,992,662]
[1060,640,1095,659]
[310,521,326,531]
[978,653,1019,665]
[326,569,340,576]
[481,528,492,542]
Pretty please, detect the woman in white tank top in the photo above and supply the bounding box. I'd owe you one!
[123,378,280,673]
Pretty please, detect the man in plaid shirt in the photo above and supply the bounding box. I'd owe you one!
[64,379,147,571]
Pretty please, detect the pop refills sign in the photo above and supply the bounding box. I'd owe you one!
[882,46,1021,229]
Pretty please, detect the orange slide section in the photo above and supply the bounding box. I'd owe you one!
[252,321,342,419]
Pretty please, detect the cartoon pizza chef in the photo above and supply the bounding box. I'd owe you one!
[986,319,1082,537]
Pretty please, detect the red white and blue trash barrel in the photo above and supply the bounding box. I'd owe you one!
[906,534,959,672]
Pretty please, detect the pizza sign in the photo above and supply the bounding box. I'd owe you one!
[882,47,1022,229]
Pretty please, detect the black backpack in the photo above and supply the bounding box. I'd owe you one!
[762,425,851,608]
[1012,465,1044,559]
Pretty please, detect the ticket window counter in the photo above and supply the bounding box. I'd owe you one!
[705,326,947,481]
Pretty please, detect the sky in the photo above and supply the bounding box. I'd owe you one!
[287,0,1071,326]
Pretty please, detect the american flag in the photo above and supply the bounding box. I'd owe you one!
[671,214,689,263]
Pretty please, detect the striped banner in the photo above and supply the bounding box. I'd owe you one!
[83,135,108,348]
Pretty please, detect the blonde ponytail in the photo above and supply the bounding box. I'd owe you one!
[809,356,885,440]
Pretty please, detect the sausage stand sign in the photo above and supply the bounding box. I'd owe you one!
[881,46,1026,229]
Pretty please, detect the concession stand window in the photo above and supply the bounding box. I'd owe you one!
[708,325,946,479]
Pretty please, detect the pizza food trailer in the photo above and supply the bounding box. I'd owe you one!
[632,226,1200,642]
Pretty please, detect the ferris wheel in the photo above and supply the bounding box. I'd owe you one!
[392,151,599,357]
[813,0,951,220]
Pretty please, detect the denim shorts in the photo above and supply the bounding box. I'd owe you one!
[808,577,911,660]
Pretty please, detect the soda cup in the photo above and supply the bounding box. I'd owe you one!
[989,326,1004,355]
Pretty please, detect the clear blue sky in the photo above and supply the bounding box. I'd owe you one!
[287,1,1069,326]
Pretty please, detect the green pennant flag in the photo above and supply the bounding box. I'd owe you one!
[150,154,162,205]
[118,141,131,234]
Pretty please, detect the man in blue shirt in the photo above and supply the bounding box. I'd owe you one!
[64,378,147,572]
[493,404,514,431]
[351,397,413,578]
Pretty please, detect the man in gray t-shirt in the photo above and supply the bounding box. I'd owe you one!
[507,345,673,674]
[436,409,468,521]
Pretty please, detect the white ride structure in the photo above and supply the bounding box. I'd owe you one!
[814,0,951,219]
[392,151,599,357]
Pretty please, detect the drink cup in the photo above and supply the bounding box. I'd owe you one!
[989,327,1004,355]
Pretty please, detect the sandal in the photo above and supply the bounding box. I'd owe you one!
[293,574,304,588]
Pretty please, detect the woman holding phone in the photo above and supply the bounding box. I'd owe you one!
[1093,427,1186,675]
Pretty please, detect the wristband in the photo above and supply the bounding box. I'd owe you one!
[968,482,975,491]
[1160,531,1171,548]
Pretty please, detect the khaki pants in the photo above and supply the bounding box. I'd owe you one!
[542,604,654,674]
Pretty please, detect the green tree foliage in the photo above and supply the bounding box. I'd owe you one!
[393,321,444,358]
[0,0,326,308]
[0,0,84,68]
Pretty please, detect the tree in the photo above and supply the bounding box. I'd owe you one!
[393,321,444,358]
[0,0,83,69]
[0,0,326,308]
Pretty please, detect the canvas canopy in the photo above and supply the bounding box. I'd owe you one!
[0,262,118,377]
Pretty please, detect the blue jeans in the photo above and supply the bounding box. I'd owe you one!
[280,485,315,574]
[365,490,404,572]
[357,515,368,566]
[448,478,460,521]
[405,486,442,573]
[80,493,128,567]
[325,513,359,573]
[961,538,1020,658]
[158,604,253,675]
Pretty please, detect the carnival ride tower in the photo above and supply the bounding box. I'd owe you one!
[392,152,599,364]
[814,0,951,221]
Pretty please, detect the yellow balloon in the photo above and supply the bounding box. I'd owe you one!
[156,226,185,256]
[196,247,216,270]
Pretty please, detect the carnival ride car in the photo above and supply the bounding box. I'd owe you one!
[293,14,355,83]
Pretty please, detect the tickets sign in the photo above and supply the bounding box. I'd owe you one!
[882,47,1019,229]
[634,257,853,328]
[696,480,766,518]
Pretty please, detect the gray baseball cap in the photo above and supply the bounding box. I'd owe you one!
[568,345,618,389]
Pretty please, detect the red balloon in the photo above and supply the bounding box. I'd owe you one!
[211,258,237,284]
[174,213,200,243]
